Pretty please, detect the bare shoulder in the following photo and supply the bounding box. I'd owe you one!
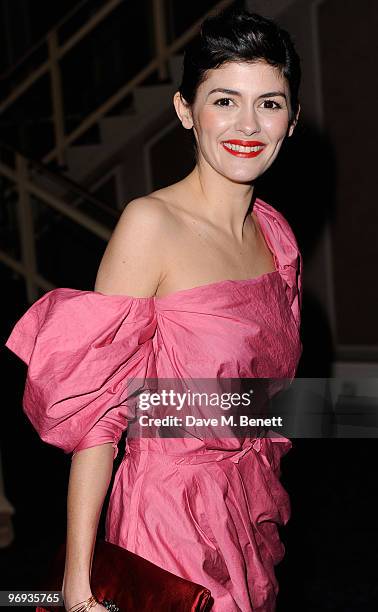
[94,195,171,297]
[117,194,171,229]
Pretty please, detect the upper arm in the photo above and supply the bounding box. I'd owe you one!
[94,197,166,297]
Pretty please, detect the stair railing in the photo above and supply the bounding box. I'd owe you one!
[0,0,235,302]
[0,142,115,303]
[0,0,235,167]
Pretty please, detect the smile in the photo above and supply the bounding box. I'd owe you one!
[221,140,266,158]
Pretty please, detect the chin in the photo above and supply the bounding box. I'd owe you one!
[222,168,261,184]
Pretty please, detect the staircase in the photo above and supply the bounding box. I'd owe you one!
[63,54,184,188]
[0,0,235,302]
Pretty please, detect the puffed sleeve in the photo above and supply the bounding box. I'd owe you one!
[5,288,157,459]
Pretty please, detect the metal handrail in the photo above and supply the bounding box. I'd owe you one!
[0,140,119,219]
[0,157,111,240]
[0,0,93,80]
[0,0,235,166]
[0,0,121,116]
[0,151,112,303]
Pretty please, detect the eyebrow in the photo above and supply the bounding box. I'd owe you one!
[207,88,287,100]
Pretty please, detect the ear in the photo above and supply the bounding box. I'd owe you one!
[173,92,194,129]
[288,103,301,137]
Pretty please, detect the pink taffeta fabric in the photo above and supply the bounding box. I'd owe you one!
[5,198,302,612]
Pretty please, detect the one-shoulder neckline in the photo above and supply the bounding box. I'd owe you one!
[56,199,282,304]
[154,200,280,301]
[153,270,279,301]
[91,270,280,303]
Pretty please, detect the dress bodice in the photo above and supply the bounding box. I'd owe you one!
[5,197,302,458]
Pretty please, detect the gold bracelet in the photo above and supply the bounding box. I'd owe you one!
[68,594,98,612]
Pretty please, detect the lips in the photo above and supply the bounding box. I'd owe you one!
[221,139,266,158]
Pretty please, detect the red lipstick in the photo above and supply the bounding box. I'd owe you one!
[221,139,266,158]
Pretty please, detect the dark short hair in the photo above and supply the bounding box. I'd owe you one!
[179,7,301,124]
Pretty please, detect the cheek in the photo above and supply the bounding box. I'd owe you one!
[196,108,229,134]
[262,115,289,139]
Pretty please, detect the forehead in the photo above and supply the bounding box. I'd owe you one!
[198,61,288,95]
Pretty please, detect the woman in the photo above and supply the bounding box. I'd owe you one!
[5,8,302,612]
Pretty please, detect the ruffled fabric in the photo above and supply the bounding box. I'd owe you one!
[5,289,157,458]
[253,198,303,327]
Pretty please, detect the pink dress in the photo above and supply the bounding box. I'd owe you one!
[5,198,302,612]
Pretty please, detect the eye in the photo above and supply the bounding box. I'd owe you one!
[260,99,283,110]
[214,97,235,107]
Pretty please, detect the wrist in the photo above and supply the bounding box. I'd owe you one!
[62,586,94,610]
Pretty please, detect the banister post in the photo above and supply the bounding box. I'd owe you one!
[153,0,169,80]
[47,30,66,167]
[15,154,39,303]
[0,447,14,548]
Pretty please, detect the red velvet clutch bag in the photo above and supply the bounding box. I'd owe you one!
[36,538,213,611]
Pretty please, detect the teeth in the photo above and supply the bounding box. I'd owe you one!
[223,143,264,152]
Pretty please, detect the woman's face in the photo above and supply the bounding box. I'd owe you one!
[176,61,299,184]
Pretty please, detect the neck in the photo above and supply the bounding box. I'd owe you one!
[186,161,255,239]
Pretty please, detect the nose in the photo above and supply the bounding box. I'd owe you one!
[235,105,261,136]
